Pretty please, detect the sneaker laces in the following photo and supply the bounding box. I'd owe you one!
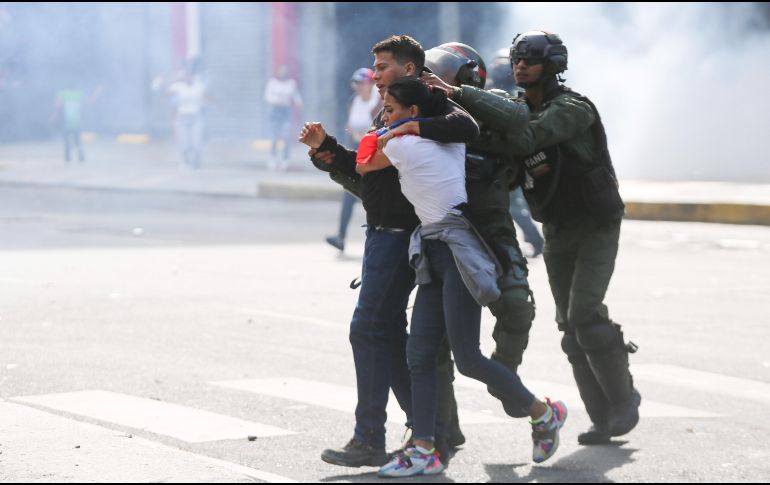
[395,450,414,468]
[400,426,413,447]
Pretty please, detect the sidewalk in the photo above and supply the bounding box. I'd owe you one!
[0,137,768,225]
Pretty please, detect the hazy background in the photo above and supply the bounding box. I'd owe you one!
[1,2,768,181]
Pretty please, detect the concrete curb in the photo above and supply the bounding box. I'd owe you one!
[625,202,770,226]
[3,177,768,226]
[256,180,341,201]
[258,181,770,226]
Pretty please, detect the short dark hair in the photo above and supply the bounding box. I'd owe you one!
[372,35,425,73]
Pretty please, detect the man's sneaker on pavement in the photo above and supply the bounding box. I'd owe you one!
[378,447,444,478]
[531,399,568,464]
[321,438,387,467]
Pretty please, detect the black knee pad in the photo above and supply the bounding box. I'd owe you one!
[560,332,583,358]
[489,292,534,335]
[576,321,623,354]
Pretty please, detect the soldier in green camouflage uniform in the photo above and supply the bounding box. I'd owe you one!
[429,31,641,445]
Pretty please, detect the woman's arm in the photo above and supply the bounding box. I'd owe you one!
[355,150,392,175]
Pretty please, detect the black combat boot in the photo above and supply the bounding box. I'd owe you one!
[586,343,641,437]
[321,438,387,467]
[570,357,612,445]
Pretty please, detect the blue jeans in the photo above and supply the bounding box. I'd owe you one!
[407,240,536,441]
[349,227,414,449]
[337,191,358,239]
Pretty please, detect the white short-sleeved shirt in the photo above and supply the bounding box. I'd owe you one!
[347,86,380,136]
[382,135,467,225]
[169,79,206,116]
[264,78,302,107]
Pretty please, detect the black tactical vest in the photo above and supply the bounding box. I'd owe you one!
[520,87,624,224]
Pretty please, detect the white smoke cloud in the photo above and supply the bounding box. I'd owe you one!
[497,2,770,182]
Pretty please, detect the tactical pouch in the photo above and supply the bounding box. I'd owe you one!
[521,145,561,223]
[581,166,624,223]
[465,154,497,184]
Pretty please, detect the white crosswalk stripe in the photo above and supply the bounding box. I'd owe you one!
[453,375,723,418]
[634,364,770,404]
[210,377,509,425]
[1,401,298,483]
[12,390,296,443]
[8,364,756,483]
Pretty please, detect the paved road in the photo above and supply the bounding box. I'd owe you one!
[1,186,769,482]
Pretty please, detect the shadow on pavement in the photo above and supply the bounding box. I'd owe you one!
[319,470,456,483]
[484,442,637,483]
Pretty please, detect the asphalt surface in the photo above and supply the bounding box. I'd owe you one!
[1,185,769,482]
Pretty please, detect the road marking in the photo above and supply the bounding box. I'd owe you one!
[2,401,297,483]
[12,390,295,443]
[454,375,723,418]
[211,378,508,425]
[240,309,345,331]
[135,437,298,483]
[634,364,770,404]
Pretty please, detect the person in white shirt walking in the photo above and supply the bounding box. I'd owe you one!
[326,68,381,252]
[167,70,207,170]
[264,65,302,170]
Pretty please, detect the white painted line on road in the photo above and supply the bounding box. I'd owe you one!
[12,390,296,443]
[211,378,508,425]
[454,375,723,419]
[241,309,345,331]
[2,401,297,483]
[135,437,298,483]
[635,364,770,404]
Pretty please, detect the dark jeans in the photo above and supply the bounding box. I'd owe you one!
[337,191,358,240]
[407,240,536,441]
[349,227,414,449]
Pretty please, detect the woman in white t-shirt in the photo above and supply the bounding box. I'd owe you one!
[356,77,565,478]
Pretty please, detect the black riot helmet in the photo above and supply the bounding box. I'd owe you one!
[510,31,568,76]
[487,47,517,93]
[424,42,487,89]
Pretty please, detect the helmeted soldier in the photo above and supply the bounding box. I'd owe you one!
[426,31,641,444]
[423,42,538,419]
[486,47,519,94]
